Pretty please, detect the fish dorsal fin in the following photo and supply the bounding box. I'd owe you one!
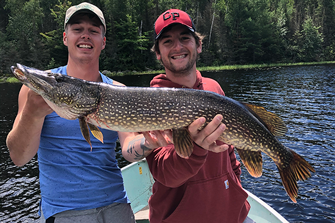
[243,103,288,137]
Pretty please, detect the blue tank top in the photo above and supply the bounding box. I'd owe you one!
[38,66,128,219]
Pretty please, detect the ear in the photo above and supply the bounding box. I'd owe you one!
[156,51,161,60]
[102,36,106,50]
[63,32,68,46]
[197,40,202,54]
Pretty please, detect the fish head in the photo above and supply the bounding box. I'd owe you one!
[11,63,57,97]
[11,63,100,120]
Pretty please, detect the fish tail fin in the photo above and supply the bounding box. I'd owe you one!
[277,149,315,203]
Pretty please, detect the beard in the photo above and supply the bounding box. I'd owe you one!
[160,51,198,76]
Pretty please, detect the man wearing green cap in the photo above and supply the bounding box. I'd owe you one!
[6,2,156,223]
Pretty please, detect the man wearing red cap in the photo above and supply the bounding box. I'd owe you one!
[144,9,252,223]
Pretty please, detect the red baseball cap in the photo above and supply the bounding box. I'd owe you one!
[154,9,195,40]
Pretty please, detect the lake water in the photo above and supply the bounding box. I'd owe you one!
[1,65,334,222]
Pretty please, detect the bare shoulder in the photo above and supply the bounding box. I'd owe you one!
[18,85,29,100]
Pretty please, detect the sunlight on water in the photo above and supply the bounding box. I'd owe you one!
[1,65,334,222]
[206,65,335,223]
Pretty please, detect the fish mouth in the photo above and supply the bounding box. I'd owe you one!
[11,63,56,94]
[11,66,27,81]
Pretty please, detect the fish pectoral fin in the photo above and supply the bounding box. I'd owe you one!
[88,123,104,143]
[79,117,92,150]
[277,148,315,203]
[172,128,193,158]
[243,103,288,137]
[236,148,263,177]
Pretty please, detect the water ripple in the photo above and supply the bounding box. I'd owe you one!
[206,65,335,222]
[1,66,335,222]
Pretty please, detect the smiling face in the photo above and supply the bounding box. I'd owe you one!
[156,24,202,77]
[63,13,106,64]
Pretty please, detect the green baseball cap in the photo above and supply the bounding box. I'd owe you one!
[64,2,106,34]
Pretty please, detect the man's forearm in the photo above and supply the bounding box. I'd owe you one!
[121,134,154,162]
[6,112,44,166]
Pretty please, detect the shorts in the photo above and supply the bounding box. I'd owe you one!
[40,203,135,223]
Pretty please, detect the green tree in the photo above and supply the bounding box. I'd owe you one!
[5,0,47,68]
[0,0,9,32]
[300,18,323,61]
[102,14,151,71]
[316,0,335,60]
[1,0,335,74]
[0,30,18,74]
[40,0,70,68]
[287,17,323,62]
[224,0,283,64]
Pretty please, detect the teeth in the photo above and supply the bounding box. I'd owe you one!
[79,44,92,49]
[172,55,186,59]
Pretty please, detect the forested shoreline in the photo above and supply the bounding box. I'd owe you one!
[1,0,334,74]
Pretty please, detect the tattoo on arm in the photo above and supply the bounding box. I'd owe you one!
[127,136,152,160]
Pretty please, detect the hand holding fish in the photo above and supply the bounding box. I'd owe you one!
[188,114,229,153]
[142,130,173,149]
[25,87,54,118]
[142,115,229,155]
[11,64,315,203]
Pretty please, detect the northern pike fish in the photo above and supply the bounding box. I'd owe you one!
[11,63,315,203]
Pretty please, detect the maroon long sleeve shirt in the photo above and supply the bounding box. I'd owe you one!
[146,70,250,223]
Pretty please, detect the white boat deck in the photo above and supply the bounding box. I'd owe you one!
[134,205,149,221]
[122,159,289,223]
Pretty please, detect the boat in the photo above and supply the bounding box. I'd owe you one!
[121,159,289,223]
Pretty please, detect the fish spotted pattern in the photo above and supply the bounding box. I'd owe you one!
[11,63,315,203]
